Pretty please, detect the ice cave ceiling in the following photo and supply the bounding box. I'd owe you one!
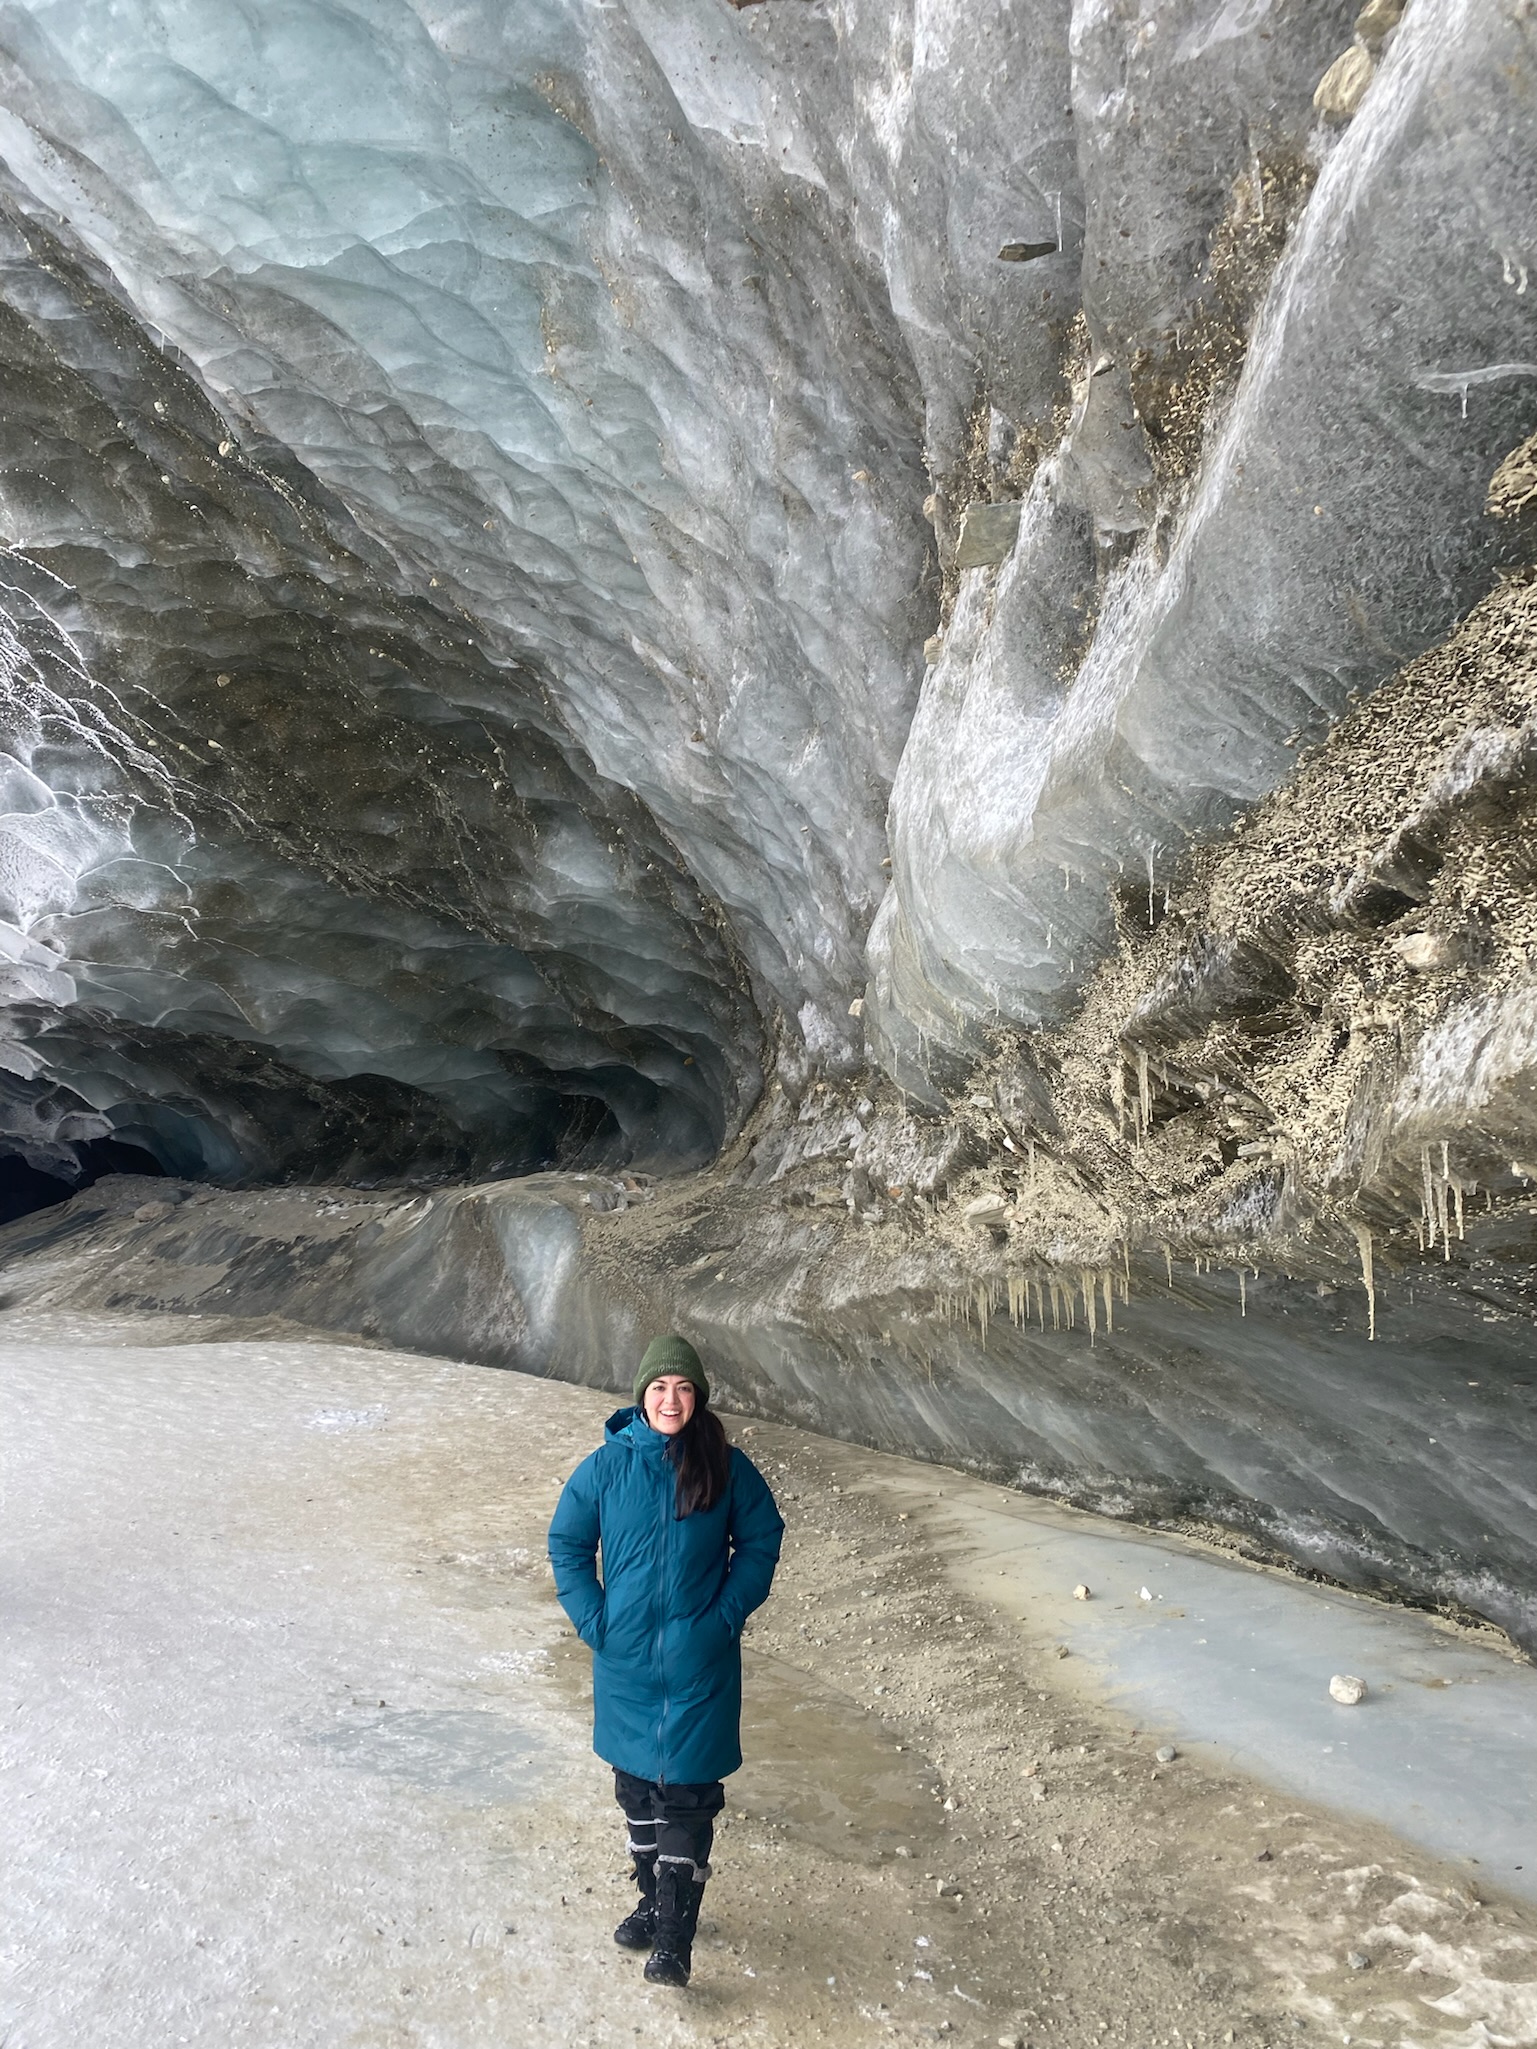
[0,0,1531,1185]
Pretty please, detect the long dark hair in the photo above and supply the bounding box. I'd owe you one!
[667,1402,730,1517]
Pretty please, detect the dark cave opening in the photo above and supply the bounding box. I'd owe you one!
[0,1139,165,1227]
[547,1089,626,1170]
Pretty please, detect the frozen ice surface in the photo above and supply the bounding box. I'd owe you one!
[944,1489,1537,1903]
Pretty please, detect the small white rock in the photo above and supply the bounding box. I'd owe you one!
[1073,1583,1091,1601]
[1388,930,1454,971]
[1138,1586,1153,1602]
[1154,1744,1177,1764]
[1329,1673,1368,1706]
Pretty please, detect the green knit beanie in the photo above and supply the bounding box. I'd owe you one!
[633,1333,709,1408]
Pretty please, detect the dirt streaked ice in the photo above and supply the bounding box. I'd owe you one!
[4,1318,1536,2049]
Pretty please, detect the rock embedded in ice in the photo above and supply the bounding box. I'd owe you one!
[1073,1583,1091,1601]
[1329,1674,1368,1705]
[1356,0,1405,52]
[1314,45,1375,120]
[1389,932,1457,971]
[954,503,1023,571]
[1154,1745,1178,1764]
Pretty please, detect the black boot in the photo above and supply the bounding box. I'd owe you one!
[613,1850,657,1950]
[643,1861,707,1987]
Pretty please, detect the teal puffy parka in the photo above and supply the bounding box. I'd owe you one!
[547,1407,784,1784]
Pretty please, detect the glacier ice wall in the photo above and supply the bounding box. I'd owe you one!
[0,0,1531,1178]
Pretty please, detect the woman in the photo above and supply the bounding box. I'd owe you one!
[547,1335,784,1987]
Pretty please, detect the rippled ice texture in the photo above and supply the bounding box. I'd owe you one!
[0,0,1531,1165]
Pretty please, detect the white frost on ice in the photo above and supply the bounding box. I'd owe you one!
[303,1403,387,1432]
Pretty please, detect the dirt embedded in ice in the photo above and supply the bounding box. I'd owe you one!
[5,1315,1536,2049]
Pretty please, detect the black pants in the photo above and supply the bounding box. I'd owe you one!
[614,1768,724,1883]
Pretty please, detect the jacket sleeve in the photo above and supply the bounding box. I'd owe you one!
[547,1451,606,1650]
[717,1453,785,1638]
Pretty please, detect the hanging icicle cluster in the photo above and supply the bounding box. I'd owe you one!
[936,1265,1131,1345]
[1418,1141,1472,1258]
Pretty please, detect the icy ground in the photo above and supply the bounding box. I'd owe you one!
[5,1319,1537,2049]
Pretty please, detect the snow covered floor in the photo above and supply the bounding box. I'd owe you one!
[5,1317,1537,2049]
[3,1329,607,2049]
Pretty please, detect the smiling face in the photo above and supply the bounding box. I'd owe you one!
[642,1374,697,1436]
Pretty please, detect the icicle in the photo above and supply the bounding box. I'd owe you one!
[1122,1240,1131,1280]
[1440,1142,1452,1261]
[1111,1056,1128,1137]
[1082,1269,1097,1344]
[976,1286,990,1345]
[1102,1271,1115,1333]
[1239,1270,1247,1317]
[1454,1181,1465,1241]
[1353,1222,1376,1341]
[1421,1145,1436,1252]
[1164,1244,1173,1287]
[1136,1048,1151,1140]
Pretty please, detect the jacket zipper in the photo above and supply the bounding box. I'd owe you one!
[655,1449,671,1782]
